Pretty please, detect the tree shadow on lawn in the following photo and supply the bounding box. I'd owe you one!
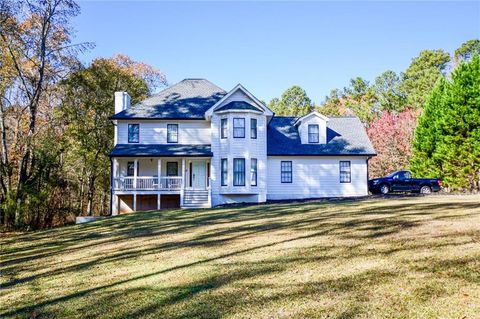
[2,233,477,317]
[1,199,479,286]
[30,256,398,319]
[0,200,452,263]
[1,197,479,317]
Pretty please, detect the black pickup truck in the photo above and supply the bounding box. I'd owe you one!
[369,170,442,194]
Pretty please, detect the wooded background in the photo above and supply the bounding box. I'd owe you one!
[1,0,479,230]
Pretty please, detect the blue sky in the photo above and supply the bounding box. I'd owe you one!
[74,1,480,104]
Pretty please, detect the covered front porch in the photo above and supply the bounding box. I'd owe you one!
[111,157,211,214]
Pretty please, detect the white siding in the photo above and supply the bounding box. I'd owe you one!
[117,120,211,144]
[266,156,369,200]
[219,90,251,107]
[210,90,268,206]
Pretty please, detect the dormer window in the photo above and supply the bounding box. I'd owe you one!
[128,124,139,143]
[233,118,245,138]
[308,124,319,143]
[167,124,178,143]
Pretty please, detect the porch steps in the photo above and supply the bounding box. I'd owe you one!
[183,190,209,208]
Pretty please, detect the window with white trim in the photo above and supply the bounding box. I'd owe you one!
[233,158,245,186]
[221,159,228,186]
[221,118,228,139]
[167,124,178,143]
[233,118,245,138]
[281,161,292,183]
[251,118,257,139]
[340,161,351,183]
[308,124,319,143]
[127,161,138,176]
[128,124,139,143]
[251,158,257,186]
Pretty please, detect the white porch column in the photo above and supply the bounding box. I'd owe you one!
[133,159,138,212]
[111,158,120,215]
[157,159,162,189]
[133,193,137,212]
[133,159,138,189]
[157,158,162,210]
[180,158,186,207]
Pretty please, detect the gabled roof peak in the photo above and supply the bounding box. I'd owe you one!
[205,83,274,118]
[294,111,329,126]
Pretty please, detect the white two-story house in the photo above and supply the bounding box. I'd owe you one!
[109,79,376,214]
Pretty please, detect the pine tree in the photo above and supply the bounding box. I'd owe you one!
[411,54,480,190]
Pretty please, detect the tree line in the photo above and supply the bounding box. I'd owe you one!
[0,0,478,230]
[0,0,165,229]
[267,40,480,190]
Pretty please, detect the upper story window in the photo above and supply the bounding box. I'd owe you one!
[233,118,245,138]
[221,158,228,186]
[340,161,351,183]
[251,158,257,186]
[251,118,257,139]
[221,118,228,139]
[281,161,292,183]
[128,124,139,143]
[233,158,245,186]
[308,124,319,143]
[167,124,178,143]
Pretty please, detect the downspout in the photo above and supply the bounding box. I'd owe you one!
[366,156,371,195]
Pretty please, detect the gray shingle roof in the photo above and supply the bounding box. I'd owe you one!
[267,117,376,156]
[215,101,262,112]
[111,79,226,120]
[109,144,213,157]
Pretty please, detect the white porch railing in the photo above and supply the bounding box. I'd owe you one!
[114,176,183,191]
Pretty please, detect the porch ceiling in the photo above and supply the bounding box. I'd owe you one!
[110,144,212,157]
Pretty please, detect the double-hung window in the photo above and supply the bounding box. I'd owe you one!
[250,118,257,139]
[221,118,228,139]
[340,161,351,183]
[233,158,245,186]
[308,124,319,143]
[281,161,292,183]
[251,158,257,186]
[167,124,178,143]
[128,124,139,143]
[233,118,245,138]
[221,159,228,186]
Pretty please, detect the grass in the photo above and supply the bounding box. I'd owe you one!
[1,194,480,319]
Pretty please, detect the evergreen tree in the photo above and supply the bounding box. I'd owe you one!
[454,39,480,64]
[400,49,451,109]
[374,70,407,112]
[411,54,480,190]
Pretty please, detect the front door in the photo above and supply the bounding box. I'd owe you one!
[191,160,206,189]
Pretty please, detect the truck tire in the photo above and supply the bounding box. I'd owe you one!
[380,184,390,194]
[420,186,432,194]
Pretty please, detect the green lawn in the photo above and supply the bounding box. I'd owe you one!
[1,195,480,319]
